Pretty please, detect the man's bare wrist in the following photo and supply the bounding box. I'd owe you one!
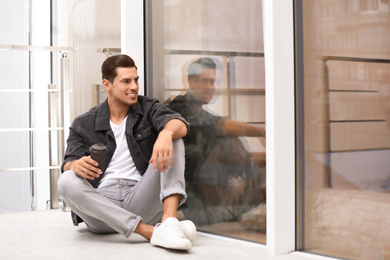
[160,129,174,139]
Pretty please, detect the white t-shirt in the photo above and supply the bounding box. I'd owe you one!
[99,116,142,188]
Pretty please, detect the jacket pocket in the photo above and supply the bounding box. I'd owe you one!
[134,127,151,141]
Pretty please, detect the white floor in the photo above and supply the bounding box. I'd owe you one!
[0,210,335,260]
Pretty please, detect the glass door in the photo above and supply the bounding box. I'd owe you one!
[146,0,266,243]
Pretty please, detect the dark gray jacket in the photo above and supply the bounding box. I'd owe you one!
[62,96,189,188]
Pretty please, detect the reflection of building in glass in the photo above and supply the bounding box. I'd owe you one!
[321,0,389,57]
[302,0,390,259]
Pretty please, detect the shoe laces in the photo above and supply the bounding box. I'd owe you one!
[159,220,186,239]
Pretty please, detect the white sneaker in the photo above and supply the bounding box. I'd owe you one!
[150,217,192,250]
[180,220,197,243]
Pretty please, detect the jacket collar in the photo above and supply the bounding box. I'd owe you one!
[129,99,144,118]
[95,98,143,131]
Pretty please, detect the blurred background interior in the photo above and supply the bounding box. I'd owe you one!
[0,1,389,260]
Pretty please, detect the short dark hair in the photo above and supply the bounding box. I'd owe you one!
[101,54,137,83]
[187,57,216,78]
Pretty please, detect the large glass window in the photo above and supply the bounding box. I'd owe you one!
[297,0,390,259]
[0,0,121,212]
[0,0,60,212]
[146,0,266,243]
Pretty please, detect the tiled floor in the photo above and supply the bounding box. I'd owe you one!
[0,210,335,260]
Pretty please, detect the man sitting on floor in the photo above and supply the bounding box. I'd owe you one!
[58,54,196,251]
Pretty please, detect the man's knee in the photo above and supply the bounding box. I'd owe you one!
[173,138,185,157]
[57,170,81,197]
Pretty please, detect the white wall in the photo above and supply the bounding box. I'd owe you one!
[55,0,121,117]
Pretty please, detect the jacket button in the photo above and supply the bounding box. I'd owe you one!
[137,134,142,137]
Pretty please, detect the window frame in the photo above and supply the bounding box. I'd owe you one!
[122,0,299,257]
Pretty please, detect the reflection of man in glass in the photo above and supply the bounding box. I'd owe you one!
[169,57,266,227]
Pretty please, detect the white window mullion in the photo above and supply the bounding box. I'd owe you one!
[263,0,296,255]
[121,0,145,95]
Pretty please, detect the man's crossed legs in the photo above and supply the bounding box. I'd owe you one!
[58,139,196,250]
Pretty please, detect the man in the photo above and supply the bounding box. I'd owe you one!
[169,57,266,225]
[58,54,196,251]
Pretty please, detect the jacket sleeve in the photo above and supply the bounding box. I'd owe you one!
[148,99,190,135]
[61,120,88,173]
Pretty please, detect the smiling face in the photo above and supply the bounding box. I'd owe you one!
[188,68,216,105]
[103,66,139,107]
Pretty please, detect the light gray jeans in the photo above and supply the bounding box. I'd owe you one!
[58,138,187,238]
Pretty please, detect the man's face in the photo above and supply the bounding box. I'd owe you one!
[103,67,139,107]
[188,68,216,104]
